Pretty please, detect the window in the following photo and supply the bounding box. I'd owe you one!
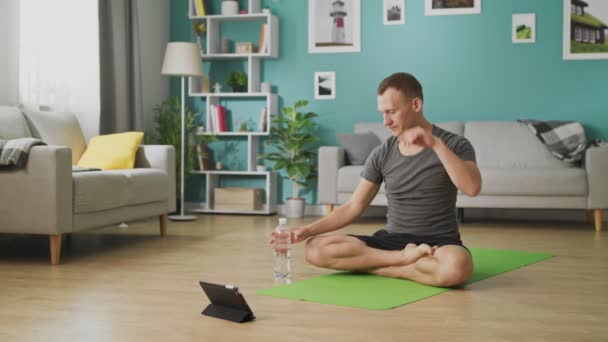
[575,26,582,41]
[583,28,589,42]
[19,0,99,139]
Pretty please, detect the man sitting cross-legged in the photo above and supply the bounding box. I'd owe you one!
[273,72,482,287]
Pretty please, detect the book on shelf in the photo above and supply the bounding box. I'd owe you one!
[209,105,218,132]
[258,107,267,132]
[258,23,269,54]
[209,104,228,133]
[216,105,228,132]
[192,0,206,16]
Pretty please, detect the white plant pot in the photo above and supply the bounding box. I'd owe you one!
[284,198,305,218]
[221,1,239,15]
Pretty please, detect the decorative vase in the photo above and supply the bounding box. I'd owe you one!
[284,198,305,218]
[221,0,238,15]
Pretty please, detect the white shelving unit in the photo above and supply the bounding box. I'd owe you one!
[187,0,280,215]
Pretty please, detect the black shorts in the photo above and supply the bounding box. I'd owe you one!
[351,229,467,251]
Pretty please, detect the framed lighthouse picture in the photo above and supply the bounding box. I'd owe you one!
[308,0,361,53]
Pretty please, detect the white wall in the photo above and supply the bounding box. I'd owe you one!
[137,0,170,135]
[0,0,19,105]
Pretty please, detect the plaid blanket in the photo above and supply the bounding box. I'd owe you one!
[0,138,47,169]
[518,119,589,163]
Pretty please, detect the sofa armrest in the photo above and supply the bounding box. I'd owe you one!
[317,146,345,204]
[135,145,176,213]
[0,145,72,234]
[586,144,608,209]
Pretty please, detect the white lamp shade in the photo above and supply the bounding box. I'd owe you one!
[161,42,203,77]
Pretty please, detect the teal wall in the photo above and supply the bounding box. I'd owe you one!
[171,0,608,204]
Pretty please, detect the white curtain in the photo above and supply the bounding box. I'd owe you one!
[19,0,100,141]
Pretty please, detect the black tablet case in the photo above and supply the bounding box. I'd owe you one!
[199,281,255,323]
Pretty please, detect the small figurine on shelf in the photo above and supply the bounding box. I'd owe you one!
[213,82,222,94]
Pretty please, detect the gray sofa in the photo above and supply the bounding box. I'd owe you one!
[318,121,608,231]
[0,106,176,264]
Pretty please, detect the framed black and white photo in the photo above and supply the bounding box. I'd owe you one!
[563,0,608,60]
[308,0,361,53]
[425,0,481,16]
[314,72,336,100]
[512,13,536,44]
[384,0,405,25]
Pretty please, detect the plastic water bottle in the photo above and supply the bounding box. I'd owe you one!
[273,217,291,284]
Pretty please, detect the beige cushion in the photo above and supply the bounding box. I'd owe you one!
[0,106,31,139]
[72,169,169,214]
[465,121,574,169]
[22,110,86,164]
[479,167,587,196]
[338,165,386,194]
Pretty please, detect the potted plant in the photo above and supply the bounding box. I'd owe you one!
[145,96,201,211]
[260,100,319,218]
[226,71,247,92]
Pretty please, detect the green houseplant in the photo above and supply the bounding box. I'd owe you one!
[226,71,247,92]
[260,99,319,218]
[146,96,212,209]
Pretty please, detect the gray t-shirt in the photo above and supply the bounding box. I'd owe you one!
[361,125,476,239]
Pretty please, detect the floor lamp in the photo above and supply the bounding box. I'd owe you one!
[161,42,203,221]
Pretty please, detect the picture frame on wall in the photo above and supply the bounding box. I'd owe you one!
[308,0,361,53]
[512,13,536,44]
[314,72,336,100]
[424,0,481,16]
[563,0,608,60]
[384,0,405,25]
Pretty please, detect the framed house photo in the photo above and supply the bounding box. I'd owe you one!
[563,0,608,60]
[384,0,405,25]
[512,13,536,44]
[425,0,481,16]
[308,0,361,53]
[314,72,336,100]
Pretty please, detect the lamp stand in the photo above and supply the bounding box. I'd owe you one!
[169,76,197,221]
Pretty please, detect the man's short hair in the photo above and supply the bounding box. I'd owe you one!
[377,72,424,101]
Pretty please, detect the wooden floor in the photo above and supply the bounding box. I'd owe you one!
[0,215,606,341]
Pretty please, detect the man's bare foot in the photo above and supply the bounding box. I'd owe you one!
[401,243,433,265]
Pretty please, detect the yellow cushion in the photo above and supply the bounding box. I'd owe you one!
[77,132,144,170]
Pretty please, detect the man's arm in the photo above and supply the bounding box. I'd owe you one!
[292,178,381,243]
[432,139,481,197]
[400,126,482,197]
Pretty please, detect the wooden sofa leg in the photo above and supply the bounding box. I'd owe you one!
[49,234,62,265]
[326,204,334,215]
[160,213,168,237]
[594,209,603,232]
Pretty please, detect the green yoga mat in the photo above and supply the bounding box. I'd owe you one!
[257,248,552,310]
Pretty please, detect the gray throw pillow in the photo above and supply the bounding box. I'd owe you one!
[337,132,382,165]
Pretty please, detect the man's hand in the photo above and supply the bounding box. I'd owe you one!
[399,126,436,148]
[268,226,312,246]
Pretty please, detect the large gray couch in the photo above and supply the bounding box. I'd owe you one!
[318,121,608,231]
[0,106,176,264]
